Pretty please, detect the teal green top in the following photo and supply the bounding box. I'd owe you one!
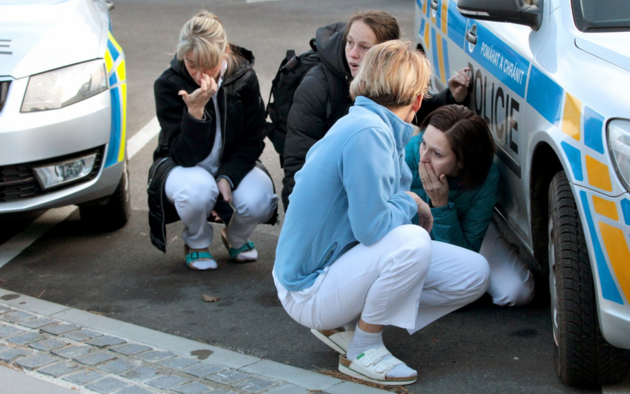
[404,133,500,252]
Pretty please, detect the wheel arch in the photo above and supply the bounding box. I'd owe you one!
[530,140,564,272]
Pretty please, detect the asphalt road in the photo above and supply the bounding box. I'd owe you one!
[0,0,627,393]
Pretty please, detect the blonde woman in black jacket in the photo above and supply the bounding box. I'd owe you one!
[148,11,278,270]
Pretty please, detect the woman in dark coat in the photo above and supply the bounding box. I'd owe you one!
[281,10,471,210]
[148,11,277,270]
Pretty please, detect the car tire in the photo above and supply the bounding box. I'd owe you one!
[79,160,131,231]
[548,171,628,387]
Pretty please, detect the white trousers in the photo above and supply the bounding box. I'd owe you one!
[165,166,278,249]
[274,225,490,334]
[480,221,535,307]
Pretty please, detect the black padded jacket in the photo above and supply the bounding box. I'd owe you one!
[148,46,268,252]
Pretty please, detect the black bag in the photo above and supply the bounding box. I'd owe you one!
[265,39,343,167]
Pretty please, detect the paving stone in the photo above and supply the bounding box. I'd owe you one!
[29,338,69,351]
[135,350,176,362]
[15,354,57,369]
[97,359,135,374]
[171,381,213,394]
[42,323,81,336]
[263,384,310,394]
[63,370,104,385]
[0,305,16,314]
[0,348,32,362]
[116,386,153,394]
[205,369,250,385]
[19,317,55,329]
[0,325,25,338]
[0,344,10,353]
[86,335,127,347]
[37,362,81,377]
[0,311,35,323]
[52,345,91,359]
[120,366,163,382]
[146,374,190,389]
[232,377,278,393]
[74,352,116,366]
[206,390,238,394]
[159,356,199,370]
[109,343,151,356]
[182,362,224,378]
[85,377,128,393]
[7,331,46,345]
[62,329,103,341]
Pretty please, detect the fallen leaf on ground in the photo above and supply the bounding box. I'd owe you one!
[202,294,220,302]
[0,361,18,371]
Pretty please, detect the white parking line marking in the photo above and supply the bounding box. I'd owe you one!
[0,117,159,268]
[127,116,160,159]
[0,206,76,269]
[245,0,281,3]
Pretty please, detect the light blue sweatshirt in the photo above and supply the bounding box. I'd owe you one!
[274,96,418,291]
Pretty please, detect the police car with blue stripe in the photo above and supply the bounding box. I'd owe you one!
[416,0,630,387]
[0,0,130,230]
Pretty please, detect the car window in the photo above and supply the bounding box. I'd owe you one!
[571,0,630,31]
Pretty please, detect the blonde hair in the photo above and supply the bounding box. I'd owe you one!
[349,40,432,108]
[176,11,234,71]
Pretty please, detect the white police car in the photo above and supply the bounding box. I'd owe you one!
[0,0,129,230]
[415,0,630,387]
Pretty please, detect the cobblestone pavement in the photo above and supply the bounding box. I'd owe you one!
[0,294,389,394]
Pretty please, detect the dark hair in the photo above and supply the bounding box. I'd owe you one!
[343,10,400,45]
[420,105,495,190]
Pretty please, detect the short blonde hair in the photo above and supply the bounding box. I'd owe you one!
[349,40,432,108]
[176,11,230,70]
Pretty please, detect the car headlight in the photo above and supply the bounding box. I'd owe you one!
[21,59,108,113]
[608,119,630,192]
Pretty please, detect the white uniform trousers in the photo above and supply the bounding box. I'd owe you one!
[274,225,490,334]
[479,221,535,307]
[165,165,278,249]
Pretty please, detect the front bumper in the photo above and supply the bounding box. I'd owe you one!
[576,185,630,350]
[0,77,123,212]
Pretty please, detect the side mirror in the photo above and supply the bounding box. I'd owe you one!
[457,0,543,31]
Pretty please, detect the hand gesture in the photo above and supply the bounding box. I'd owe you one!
[419,162,449,208]
[217,178,232,203]
[405,191,434,233]
[178,71,218,120]
[448,67,470,103]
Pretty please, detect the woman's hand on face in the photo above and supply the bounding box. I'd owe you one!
[178,71,218,120]
[419,162,449,208]
[217,177,232,203]
[448,67,470,103]
[405,191,434,233]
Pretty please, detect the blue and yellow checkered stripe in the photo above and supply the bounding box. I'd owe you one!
[418,0,454,86]
[526,66,630,305]
[104,31,127,168]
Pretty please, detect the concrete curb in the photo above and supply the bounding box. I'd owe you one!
[0,288,391,393]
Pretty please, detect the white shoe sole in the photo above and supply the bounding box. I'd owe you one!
[310,328,353,353]
[338,363,417,386]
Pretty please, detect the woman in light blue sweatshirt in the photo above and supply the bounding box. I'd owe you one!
[272,40,490,386]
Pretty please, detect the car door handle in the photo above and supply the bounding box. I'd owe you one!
[466,25,478,45]
[430,0,439,10]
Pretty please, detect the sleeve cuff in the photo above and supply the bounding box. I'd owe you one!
[216,175,234,189]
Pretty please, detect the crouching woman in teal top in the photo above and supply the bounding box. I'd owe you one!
[273,41,490,386]
[405,105,534,306]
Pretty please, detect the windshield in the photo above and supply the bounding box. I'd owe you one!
[571,0,630,32]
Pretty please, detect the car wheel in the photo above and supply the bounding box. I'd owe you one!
[79,160,131,231]
[548,171,628,387]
